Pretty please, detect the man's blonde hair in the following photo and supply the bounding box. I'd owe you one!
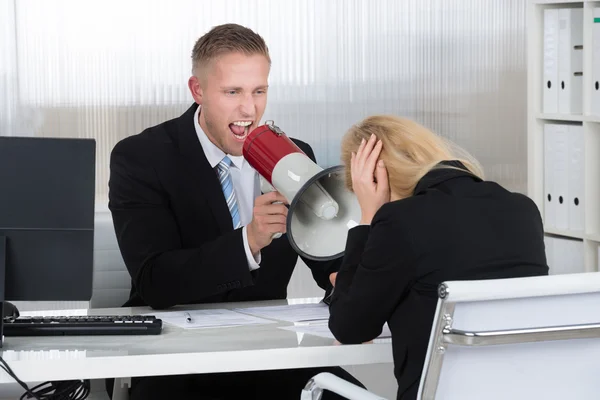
[191,23,271,77]
[341,115,484,199]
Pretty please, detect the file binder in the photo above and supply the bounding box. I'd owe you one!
[593,8,600,117]
[554,124,569,231]
[544,123,584,232]
[543,124,556,229]
[565,238,584,274]
[568,125,584,232]
[544,235,554,269]
[544,123,569,231]
[557,8,583,115]
[543,9,559,114]
[545,236,584,275]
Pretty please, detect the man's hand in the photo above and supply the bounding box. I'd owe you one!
[247,191,289,255]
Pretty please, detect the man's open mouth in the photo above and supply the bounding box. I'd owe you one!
[229,121,252,141]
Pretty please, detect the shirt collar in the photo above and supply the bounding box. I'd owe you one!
[413,160,482,195]
[193,105,246,170]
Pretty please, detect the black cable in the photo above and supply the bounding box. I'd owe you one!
[0,355,37,399]
[0,355,89,400]
[21,380,90,400]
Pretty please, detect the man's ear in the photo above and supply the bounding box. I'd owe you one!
[188,75,203,104]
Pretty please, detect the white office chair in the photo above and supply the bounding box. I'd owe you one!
[302,373,387,400]
[302,272,600,400]
[91,208,132,309]
[91,207,132,400]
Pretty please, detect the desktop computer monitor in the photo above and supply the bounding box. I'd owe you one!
[0,137,95,344]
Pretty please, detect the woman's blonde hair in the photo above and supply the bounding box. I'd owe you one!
[341,115,484,199]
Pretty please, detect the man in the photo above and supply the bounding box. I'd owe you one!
[108,23,363,399]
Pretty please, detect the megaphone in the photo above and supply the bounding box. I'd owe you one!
[243,120,361,261]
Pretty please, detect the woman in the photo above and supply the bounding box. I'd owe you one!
[327,115,548,400]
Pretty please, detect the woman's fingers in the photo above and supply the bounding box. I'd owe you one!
[356,135,376,168]
[356,138,367,164]
[359,134,377,165]
[363,140,383,182]
[354,134,379,182]
[350,151,357,183]
[375,158,389,195]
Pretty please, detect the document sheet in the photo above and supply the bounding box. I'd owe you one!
[233,302,330,323]
[146,309,274,329]
[280,322,392,340]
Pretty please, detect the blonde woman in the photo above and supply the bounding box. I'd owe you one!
[327,115,548,400]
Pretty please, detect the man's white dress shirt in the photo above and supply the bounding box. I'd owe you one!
[194,106,262,271]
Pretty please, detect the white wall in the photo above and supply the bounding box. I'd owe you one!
[1,0,528,200]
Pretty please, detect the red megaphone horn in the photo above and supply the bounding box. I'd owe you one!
[242,121,361,261]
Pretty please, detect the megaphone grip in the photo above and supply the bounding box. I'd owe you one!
[271,200,284,239]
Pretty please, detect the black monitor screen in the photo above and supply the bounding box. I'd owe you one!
[0,137,95,301]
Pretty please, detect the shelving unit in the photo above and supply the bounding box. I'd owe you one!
[527,0,600,274]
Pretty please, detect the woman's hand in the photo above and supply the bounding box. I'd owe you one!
[351,134,390,225]
[329,272,337,286]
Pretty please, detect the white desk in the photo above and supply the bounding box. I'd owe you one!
[0,299,393,384]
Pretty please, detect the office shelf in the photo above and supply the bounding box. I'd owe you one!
[528,0,600,273]
[536,113,586,121]
[585,233,600,242]
[544,228,585,239]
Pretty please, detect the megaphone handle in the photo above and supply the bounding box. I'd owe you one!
[271,200,284,239]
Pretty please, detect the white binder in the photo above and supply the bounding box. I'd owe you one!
[543,124,556,229]
[544,235,554,270]
[557,8,583,115]
[543,9,559,114]
[568,124,584,232]
[592,8,600,117]
[566,238,585,274]
[547,236,584,275]
[554,124,570,230]
[544,123,569,231]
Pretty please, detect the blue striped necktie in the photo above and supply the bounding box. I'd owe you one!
[216,156,241,229]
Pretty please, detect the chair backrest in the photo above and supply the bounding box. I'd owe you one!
[417,272,600,400]
[91,209,131,308]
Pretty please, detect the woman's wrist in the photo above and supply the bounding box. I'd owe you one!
[359,217,372,225]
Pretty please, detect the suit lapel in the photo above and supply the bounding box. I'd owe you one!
[175,103,233,234]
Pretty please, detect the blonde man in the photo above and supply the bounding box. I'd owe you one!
[109,24,362,400]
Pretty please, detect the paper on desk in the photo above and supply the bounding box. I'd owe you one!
[233,302,329,323]
[146,309,274,329]
[279,322,392,340]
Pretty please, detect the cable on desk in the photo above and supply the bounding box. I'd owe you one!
[0,355,90,399]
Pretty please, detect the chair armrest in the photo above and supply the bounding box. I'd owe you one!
[301,372,387,400]
[443,322,600,346]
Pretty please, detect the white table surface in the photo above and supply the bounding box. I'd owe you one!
[0,298,393,384]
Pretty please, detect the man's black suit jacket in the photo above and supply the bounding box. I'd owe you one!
[108,103,338,309]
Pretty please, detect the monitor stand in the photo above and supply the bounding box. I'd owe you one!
[0,236,5,348]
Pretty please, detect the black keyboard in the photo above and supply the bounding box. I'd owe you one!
[2,315,163,336]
